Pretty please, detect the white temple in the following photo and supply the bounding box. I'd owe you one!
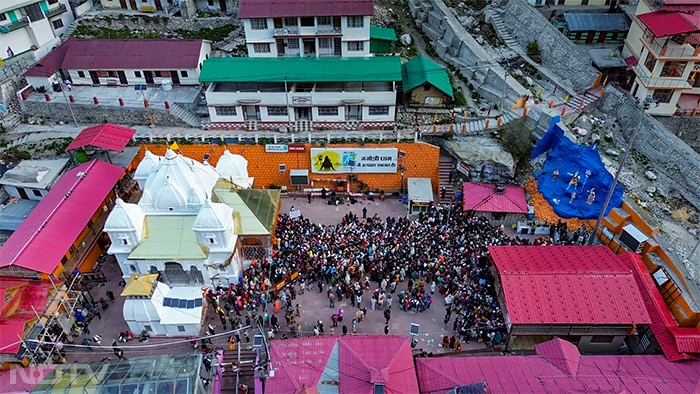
[104,149,269,336]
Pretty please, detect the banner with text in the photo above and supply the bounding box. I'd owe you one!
[310,148,398,174]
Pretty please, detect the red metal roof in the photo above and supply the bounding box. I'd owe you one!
[488,246,650,325]
[24,38,205,77]
[65,123,136,153]
[462,182,528,214]
[0,279,51,354]
[638,11,700,37]
[625,253,699,361]
[0,160,124,275]
[267,335,418,393]
[239,0,374,18]
[416,338,700,394]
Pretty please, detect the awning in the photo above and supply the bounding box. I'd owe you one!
[625,55,638,70]
[65,123,136,153]
[638,11,700,37]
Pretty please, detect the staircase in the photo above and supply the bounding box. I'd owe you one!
[565,88,604,114]
[438,154,456,204]
[218,344,259,393]
[294,120,313,132]
[170,103,201,128]
[60,21,79,40]
[488,11,519,49]
[1,113,21,132]
[457,110,517,134]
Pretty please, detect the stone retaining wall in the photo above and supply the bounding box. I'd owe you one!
[598,87,700,210]
[23,101,192,128]
[499,0,599,92]
[655,116,700,154]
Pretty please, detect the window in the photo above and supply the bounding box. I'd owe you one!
[250,18,268,30]
[208,0,214,5]
[286,39,299,49]
[317,16,332,25]
[660,61,686,78]
[284,17,296,26]
[208,237,216,244]
[32,189,42,197]
[48,0,58,4]
[347,16,364,28]
[300,17,314,26]
[52,19,64,29]
[134,71,141,78]
[590,335,615,344]
[24,4,45,21]
[121,238,130,245]
[347,41,364,51]
[318,38,332,49]
[253,43,271,53]
[215,106,237,116]
[177,325,186,332]
[368,106,389,115]
[318,106,338,116]
[77,71,85,78]
[180,70,188,77]
[267,106,288,116]
[0,14,6,21]
[652,89,673,103]
[130,264,137,272]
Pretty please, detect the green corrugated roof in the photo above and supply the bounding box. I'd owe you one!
[212,181,280,235]
[370,26,397,41]
[402,55,454,98]
[128,216,208,260]
[199,56,402,83]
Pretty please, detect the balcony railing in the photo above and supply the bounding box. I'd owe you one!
[641,37,699,59]
[634,64,693,89]
[273,27,341,36]
[46,3,68,18]
[3,17,30,32]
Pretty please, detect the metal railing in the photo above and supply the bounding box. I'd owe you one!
[46,3,68,18]
[634,64,692,89]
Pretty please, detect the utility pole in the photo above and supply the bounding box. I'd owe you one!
[588,96,652,245]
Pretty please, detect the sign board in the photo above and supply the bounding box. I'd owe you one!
[289,209,302,219]
[134,84,148,91]
[292,96,312,106]
[456,161,470,176]
[410,323,420,335]
[265,144,288,153]
[310,148,398,174]
[288,144,306,153]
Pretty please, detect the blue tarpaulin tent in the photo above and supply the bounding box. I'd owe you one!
[531,121,623,219]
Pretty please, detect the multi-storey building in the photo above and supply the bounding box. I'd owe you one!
[0,0,76,61]
[622,0,700,116]
[99,0,177,13]
[200,0,401,130]
[238,0,372,58]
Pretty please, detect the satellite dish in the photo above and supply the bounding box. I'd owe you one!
[0,26,10,34]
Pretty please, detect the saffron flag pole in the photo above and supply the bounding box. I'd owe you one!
[170,141,180,151]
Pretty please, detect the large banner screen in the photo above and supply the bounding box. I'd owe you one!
[310,148,398,174]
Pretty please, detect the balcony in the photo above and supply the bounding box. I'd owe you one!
[2,17,30,32]
[273,27,341,37]
[634,64,693,89]
[640,36,700,60]
[46,3,68,18]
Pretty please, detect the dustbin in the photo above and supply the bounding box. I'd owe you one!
[401,195,408,205]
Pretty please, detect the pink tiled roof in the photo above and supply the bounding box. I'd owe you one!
[0,160,124,275]
[462,183,528,214]
[638,11,700,37]
[624,253,699,361]
[65,123,136,153]
[488,246,650,325]
[239,0,374,18]
[267,335,418,393]
[533,338,580,376]
[339,336,419,393]
[416,339,700,394]
[0,279,51,354]
[24,38,205,77]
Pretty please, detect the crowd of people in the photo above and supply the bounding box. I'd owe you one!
[202,200,592,350]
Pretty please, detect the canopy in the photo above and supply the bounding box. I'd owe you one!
[65,123,136,153]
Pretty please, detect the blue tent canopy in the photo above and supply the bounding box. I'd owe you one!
[531,122,623,219]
